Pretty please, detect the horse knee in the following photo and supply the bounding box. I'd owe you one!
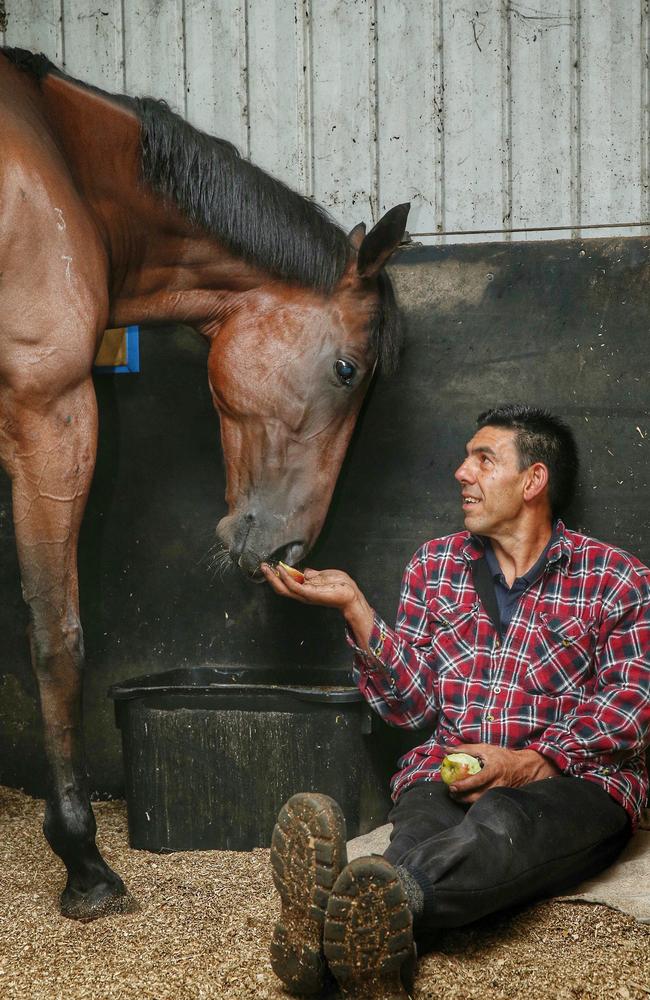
[62,617,85,659]
[28,611,84,672]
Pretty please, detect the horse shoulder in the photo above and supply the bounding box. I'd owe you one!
[0,122,109,396]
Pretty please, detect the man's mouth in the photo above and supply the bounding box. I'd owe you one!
[462,496,481,508]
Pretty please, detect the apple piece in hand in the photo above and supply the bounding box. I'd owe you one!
[440,752,482,785]
[278,561,305,584]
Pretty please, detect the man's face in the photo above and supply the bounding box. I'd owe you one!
[454,425,529,537]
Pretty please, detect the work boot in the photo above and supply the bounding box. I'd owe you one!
[270,792,347,994]
[323,855,416,999]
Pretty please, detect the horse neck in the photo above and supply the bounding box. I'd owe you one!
[41,73,269,327]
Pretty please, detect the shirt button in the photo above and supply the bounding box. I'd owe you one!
[487,712,495,722]
[495,639,501,648]
[562,639,570,647]
[494,686,502,694]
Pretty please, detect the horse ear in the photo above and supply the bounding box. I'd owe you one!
[357,203,410,278]
[348,222,366,251]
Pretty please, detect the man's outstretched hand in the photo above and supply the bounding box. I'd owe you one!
[445,744,560,804]
[261,564,356,608]
[260,563,376,653]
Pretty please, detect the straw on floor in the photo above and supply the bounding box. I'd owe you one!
[0,786,648,1000]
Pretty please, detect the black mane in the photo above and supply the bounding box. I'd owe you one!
[136,96,349,293]
[2,46,403,369]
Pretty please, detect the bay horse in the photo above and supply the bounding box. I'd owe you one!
[0,47,409,921]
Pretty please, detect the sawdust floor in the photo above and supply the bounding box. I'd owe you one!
[0,786,648,1000]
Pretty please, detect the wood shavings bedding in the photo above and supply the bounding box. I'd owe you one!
[0,787,648,1000]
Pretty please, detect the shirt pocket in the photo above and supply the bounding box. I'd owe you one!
[524,612,597,696]
[426,600,478,677]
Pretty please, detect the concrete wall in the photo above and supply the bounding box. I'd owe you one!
[3,1,650,243]
[0,238,648,795]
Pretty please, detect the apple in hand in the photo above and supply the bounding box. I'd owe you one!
[440,752,482,785]
[277,561,305,584]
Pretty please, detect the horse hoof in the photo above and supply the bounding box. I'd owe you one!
[60,882,139,922]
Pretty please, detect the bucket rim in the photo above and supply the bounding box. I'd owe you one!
[108,664,363,704]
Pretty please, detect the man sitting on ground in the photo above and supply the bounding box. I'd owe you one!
[261,404,650,999]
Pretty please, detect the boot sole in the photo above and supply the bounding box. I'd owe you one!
[270,793,347,995]
[324,855,414,999]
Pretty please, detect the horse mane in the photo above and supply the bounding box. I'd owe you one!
[1,46,403,371]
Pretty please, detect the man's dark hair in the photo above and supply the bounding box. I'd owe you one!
[476,404,579,516]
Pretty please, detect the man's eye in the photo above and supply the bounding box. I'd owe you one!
[334,359,356,385]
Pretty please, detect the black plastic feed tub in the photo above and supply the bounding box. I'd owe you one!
[110,666,415,852]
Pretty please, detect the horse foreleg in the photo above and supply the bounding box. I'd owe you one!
[2,380,131,920]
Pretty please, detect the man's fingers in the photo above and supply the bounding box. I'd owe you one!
[450,768,491,795]
[276,564,308,592]
[260,564,305,600]
[452,743,488,760]
[260,566,291,596]
[261,562,354,610]
[263,563,336,606]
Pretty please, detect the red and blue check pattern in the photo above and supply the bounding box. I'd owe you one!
[351,521,650,828]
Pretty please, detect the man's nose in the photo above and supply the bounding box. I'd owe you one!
[454,460,469,483]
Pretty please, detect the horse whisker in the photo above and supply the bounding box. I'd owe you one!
[203,542,234,581]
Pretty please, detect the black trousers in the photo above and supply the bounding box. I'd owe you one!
[384,777,631,930]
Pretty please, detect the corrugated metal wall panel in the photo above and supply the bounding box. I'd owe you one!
[376,1,439,235]
[3,1,649,243]
[309,0,377,222]
[578,1,645,238]
[123,1,185,111]
[509,2,574,237]
[440,1,510,243]
[61,1,124,91]
[247,0,308,191]
[184,1,249,152]
[3,0,62,59]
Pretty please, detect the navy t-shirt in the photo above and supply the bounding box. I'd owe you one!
[483,532,556,631]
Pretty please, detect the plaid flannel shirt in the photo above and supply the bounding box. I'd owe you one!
[351,521,650,828]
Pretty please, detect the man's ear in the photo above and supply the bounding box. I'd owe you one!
[355,203,410,278]
[524,463,549,502]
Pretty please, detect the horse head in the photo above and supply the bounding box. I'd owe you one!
[205,204,409,578]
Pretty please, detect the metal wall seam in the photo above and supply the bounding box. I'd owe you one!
[370,0,379,223]
[433,0,445,239]
[296,0,314,199]
[180,0,187,121]
[242,0,251,161]
[501,0,512,241]
[120,0,126,94]
[60,0,65,68]
[570,0,582,238]
[641,0,650,235]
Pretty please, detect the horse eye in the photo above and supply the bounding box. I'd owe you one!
[334,358,356,385]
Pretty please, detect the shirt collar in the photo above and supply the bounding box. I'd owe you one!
[484,532,555,586]
[462,519,571,571]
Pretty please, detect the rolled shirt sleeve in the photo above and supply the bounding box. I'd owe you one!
[346,547,441,730]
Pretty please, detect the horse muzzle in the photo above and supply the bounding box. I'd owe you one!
[216,510,308,580]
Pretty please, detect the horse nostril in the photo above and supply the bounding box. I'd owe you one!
[244,511,256,524]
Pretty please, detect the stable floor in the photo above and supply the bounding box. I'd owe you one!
[0,787,648,1000]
